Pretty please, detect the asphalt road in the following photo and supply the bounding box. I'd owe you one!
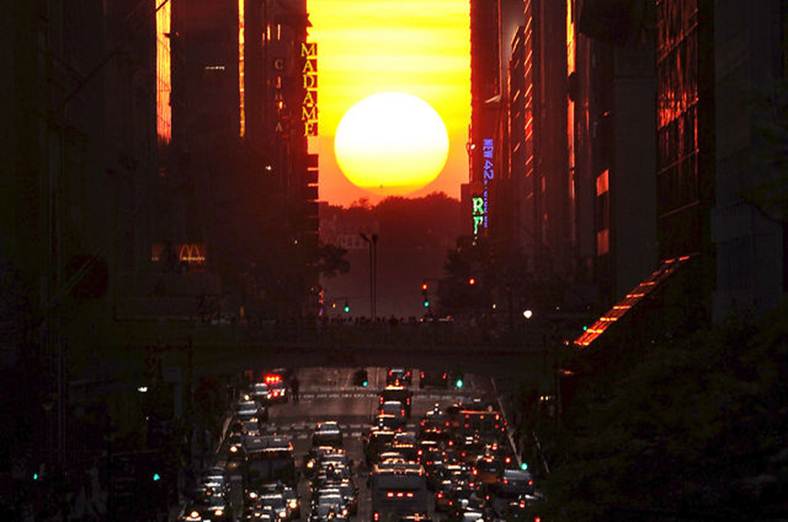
[214,367,496,522]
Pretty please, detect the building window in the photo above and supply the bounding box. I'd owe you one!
[597,229,610,256]
[596,169,609,196]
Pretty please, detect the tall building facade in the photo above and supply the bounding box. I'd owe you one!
[574,0,658,303]
[154,0,318,318]
[711,0,786,318]
[466,0,501,240]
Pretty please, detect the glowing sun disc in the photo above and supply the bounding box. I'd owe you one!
[334,92,449,194]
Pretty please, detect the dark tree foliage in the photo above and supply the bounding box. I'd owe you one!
[315,242,350,279]
[539,303,788,521]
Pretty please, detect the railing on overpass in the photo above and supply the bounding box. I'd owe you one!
[114,316,551,351]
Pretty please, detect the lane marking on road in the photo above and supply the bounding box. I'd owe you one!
[351,432,362,437]
[296,433,308,440]
[328,393,340,398]
[315,393,327,399]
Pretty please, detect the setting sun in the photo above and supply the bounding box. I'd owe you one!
[334,92,449,195]
[307,0,470,204]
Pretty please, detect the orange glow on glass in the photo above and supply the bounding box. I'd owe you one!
[156,0,172,144]
[238,0,246,137]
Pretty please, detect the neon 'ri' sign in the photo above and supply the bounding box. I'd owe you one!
[482,138,494,228]
[472,196,484,236]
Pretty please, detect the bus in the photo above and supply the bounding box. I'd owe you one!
[369,464,428,522]
[244,435,297,488]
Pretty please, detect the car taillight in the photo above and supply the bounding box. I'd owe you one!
[400,409,405,417]
[387,492,394,498]
[437,492,443,498]
[374,513,380,521]
[519,501,526,508]
[442,372,447,378]
[379,397,384,404]
[505,457,511,464]
[534,517,540,522]
[503,479,509,485]
[528,479,534,486]
[472,469,477,475]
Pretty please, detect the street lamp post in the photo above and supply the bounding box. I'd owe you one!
[359,233,378,319]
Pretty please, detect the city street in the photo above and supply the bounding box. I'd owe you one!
[208,367,500,521]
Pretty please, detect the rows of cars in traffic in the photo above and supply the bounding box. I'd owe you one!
[179,367,542,522]
[367,369,542,522]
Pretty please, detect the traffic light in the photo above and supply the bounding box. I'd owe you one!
[353,369,369,387]
[152,472,161,482]
[467,276,477,286]
[343,301,350,313]
[582,325,588,332]
[421,281,430,309]
[454,372,465,389]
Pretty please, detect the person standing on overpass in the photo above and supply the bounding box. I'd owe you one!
[290,375,300,403]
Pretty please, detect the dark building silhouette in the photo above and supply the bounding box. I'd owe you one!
[711,0,786,318]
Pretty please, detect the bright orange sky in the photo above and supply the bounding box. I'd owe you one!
[307,0,470,206]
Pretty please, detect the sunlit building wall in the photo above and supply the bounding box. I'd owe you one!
[156,0,172,144]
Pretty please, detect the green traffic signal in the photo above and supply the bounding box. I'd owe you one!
[33,472,39,481]
[343,305,350,313]
[362,380,368,387]
[455,378,464,389]
[423,299,430,308]
[520,462,528,471]
[152,472,161,482]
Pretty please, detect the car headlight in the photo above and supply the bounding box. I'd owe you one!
[279,511,288,518]
[341,508,348,516]
[229,446,238,453]
[215,508,224,517]
[289,499,298,509]
[306,461,314,469]
[249,417,258,423]
[248,491,258,499]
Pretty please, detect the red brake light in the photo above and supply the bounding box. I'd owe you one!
[528,479,534,486]
[374,513,380,521]
[387,492,394,498]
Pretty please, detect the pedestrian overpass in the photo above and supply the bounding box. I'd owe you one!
[103,320,556,382]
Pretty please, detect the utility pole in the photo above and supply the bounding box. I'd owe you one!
[360,233,378,319]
